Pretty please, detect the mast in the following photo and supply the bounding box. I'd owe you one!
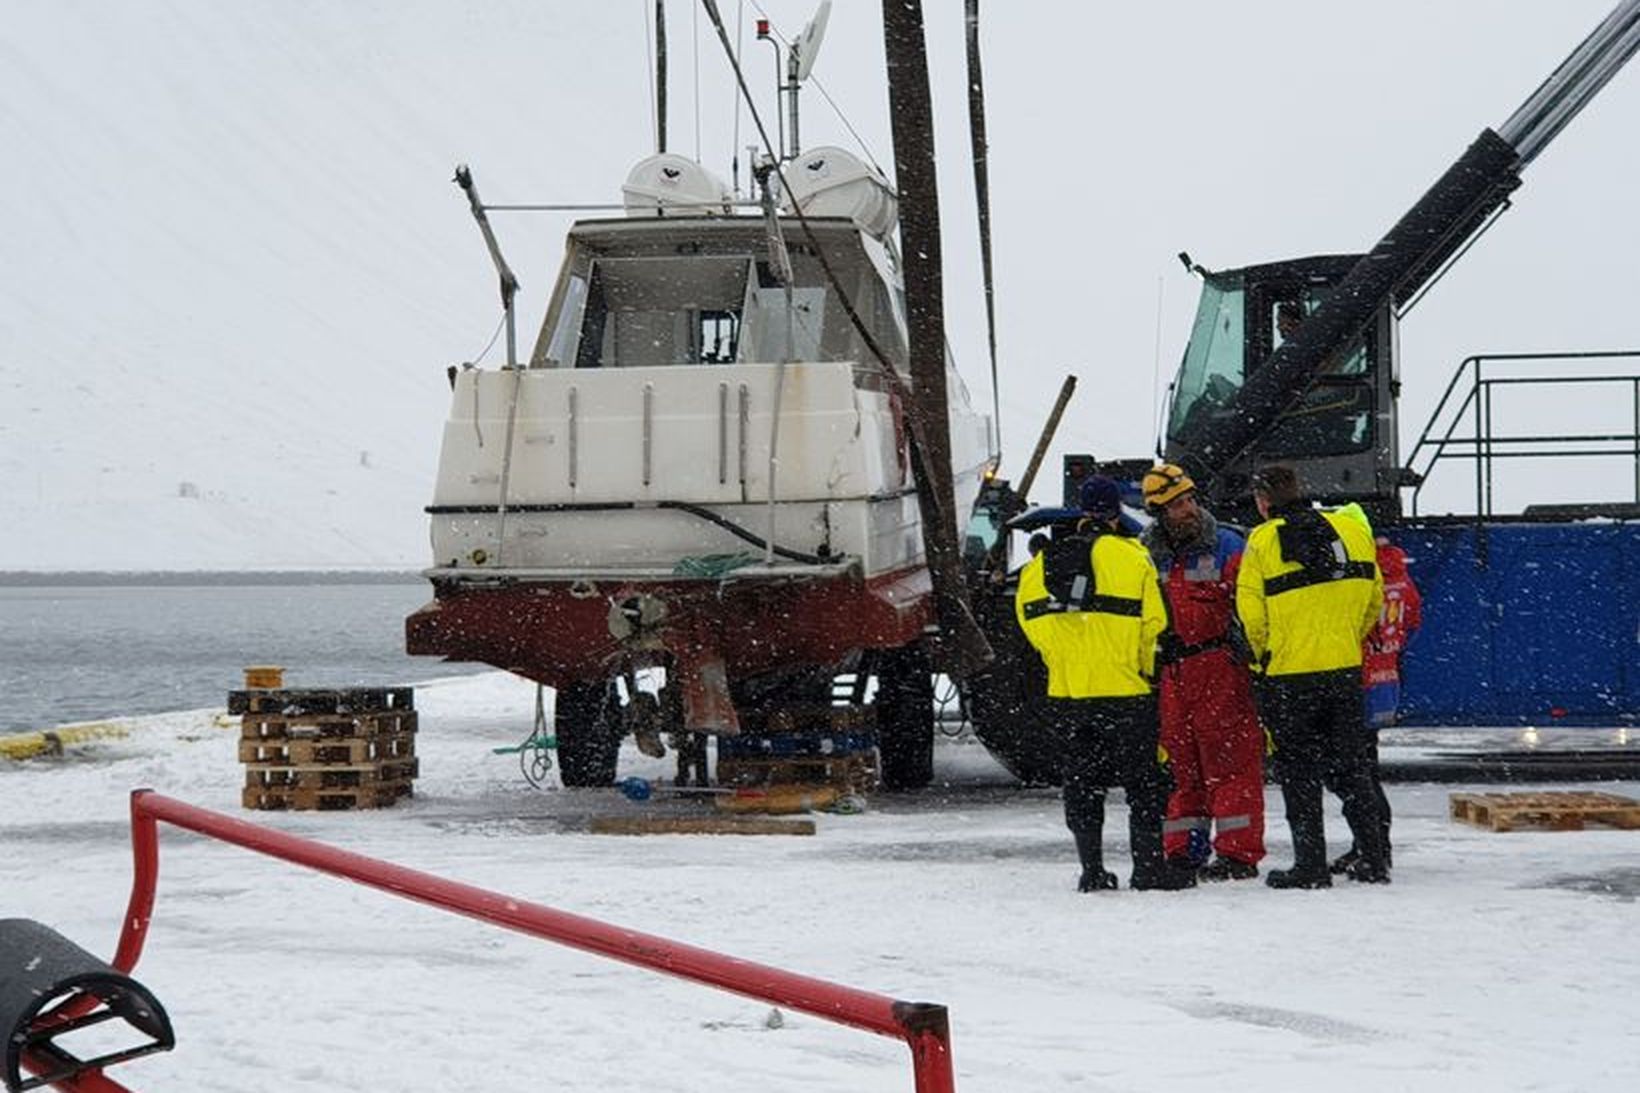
[883,0,992,676]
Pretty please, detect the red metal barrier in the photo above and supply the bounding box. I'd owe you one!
[109,790,957,1092]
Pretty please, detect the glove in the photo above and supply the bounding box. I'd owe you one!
[1156,631,1187,667]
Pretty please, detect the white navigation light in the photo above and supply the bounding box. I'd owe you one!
[621,154,733,217]
[793,0,832,82]
[781,146,897,240]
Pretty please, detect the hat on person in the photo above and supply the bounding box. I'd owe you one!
[1141,463,1195,510]
[1078,475,1123,521]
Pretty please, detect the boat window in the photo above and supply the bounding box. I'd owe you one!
[547,236,907,370]
[1167,280,1245,438]
[540,273,587,366]
[741,284,828,361]
[574,256,751,367]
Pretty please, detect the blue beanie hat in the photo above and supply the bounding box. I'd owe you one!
[1079,475,1122,520]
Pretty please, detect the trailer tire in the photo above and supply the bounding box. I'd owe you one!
[875,645,935,790]
[556,680,621,787]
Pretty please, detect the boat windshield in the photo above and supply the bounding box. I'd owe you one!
[535,234,905,370]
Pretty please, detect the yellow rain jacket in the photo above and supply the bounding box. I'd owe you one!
[1237,506,1383,677]
[1015,530,1168,698]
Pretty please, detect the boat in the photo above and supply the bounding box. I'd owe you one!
[407,5,995,787]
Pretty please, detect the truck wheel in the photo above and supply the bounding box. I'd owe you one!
[875,645,935,790]
[555,680,620,787]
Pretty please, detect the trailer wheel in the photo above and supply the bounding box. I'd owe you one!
[556,680,621,787]
[875,645,935,790]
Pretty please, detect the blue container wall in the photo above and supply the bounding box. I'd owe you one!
[1391,522,1639,726]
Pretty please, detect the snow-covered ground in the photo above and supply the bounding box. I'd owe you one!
[4,671,1638,1091]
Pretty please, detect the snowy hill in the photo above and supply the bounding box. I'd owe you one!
[4,2,1637,569]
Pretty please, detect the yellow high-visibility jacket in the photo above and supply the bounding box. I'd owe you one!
[1236,506,1384,677]
[1015,531,1167,698]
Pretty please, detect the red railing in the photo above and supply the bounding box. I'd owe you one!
[98,790,956,1092]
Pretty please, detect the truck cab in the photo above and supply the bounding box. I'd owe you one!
[1165,255,1403,519]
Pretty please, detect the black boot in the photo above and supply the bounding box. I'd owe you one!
[1343,857,1392,884]
[1266,865,1332,889]
[1328,845,1361,875]
[1268,780,1331,890]
[1128,813,1196,891]
[1199,856,1259,882]
[1073,829,1118,891]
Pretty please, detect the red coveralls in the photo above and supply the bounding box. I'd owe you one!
[1156,528,1266,865]
[1362,540,1423,725]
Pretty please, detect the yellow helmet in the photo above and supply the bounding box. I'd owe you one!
[1142,463,1195,509]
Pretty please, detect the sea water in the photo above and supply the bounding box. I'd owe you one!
[0,576,485,734]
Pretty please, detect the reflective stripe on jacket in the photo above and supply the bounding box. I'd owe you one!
[1236,506,1383,677]
[1015,532,1167,698]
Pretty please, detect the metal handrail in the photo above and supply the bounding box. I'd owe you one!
[1406,350,1640,516]
[107,791,957,1093]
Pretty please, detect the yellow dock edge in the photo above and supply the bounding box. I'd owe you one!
[0,722,131,761]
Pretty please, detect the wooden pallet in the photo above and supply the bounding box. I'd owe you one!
[244,759,420,791]
[736,704,873,736]
[588,816,816,836]
[716,751,878,794]
[228,687,415,716]
[1449,791,1640,832]
[240,710,418,741]
[238,732,416,766]
[242,780,413,811]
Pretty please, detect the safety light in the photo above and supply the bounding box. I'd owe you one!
[757,18,770,38]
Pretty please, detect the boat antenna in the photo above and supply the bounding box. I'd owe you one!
[747,1,887,175]
[730,0,745,194]
[755,18,784,160]
[655,1,668,153]
[692,0,703,160]
[964,0,1001,461]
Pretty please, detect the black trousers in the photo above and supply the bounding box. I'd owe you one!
[1048,695,1171,872]
[1324,733,1392,860]
[1258,669,1387,871]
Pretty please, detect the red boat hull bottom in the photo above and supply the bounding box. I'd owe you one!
[405,567,935,703]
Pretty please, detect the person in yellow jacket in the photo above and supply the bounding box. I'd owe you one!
[1237,465,1387,888]
[1015,475,1196,892]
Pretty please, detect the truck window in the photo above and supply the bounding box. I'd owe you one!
[1168,280,1246,438]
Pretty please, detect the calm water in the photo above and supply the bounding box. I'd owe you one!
[0,579,486,734]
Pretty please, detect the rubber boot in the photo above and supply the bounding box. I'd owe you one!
[1335,767,1391,883]
[1128,813,1196,891]
[1267,781,1332,889]
[1073,826,1117,892]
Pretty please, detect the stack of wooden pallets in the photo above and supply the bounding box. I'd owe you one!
[232,687,417,811]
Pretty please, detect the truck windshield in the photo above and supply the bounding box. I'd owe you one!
[1168,279,1245,439]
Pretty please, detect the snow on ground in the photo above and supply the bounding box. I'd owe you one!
[4,672,1638,1091]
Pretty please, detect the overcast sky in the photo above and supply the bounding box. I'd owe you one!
[2,1,1637,568]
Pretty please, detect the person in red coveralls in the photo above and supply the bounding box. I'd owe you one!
[1329,534,1422,874]
[1139,464,1266,881]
